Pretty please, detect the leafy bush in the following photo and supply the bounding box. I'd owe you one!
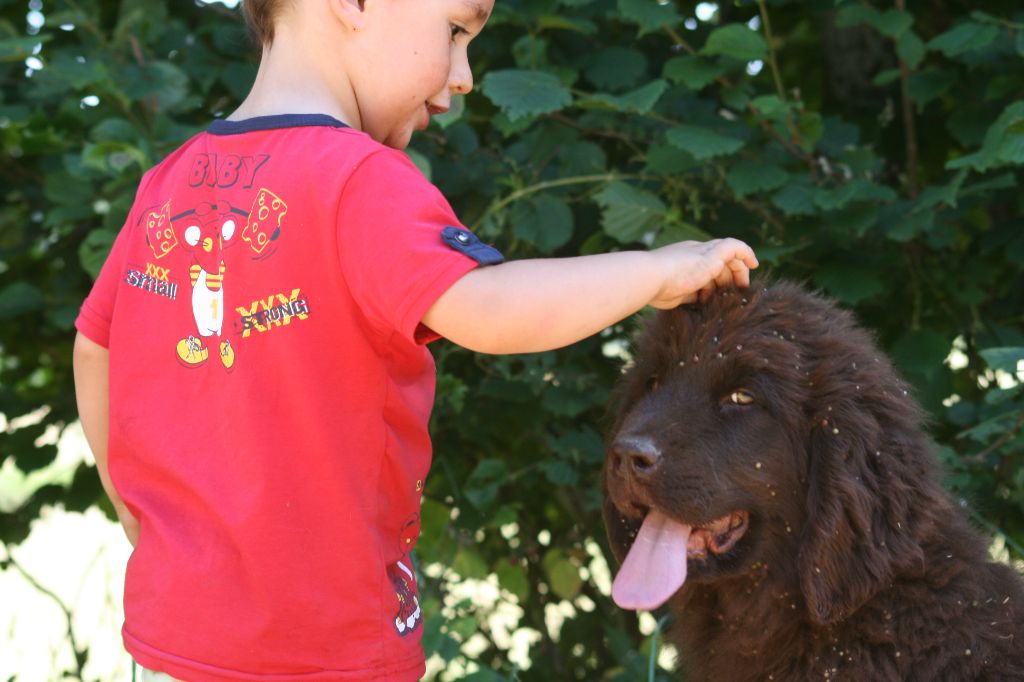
[1,0,1021,679]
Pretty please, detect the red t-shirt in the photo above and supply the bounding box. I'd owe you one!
[74,114,502,681]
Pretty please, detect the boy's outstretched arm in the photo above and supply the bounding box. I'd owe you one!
[423,238,758,354]
[73,332,139,547]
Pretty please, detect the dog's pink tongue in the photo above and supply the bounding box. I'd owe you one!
[612,510,691,610]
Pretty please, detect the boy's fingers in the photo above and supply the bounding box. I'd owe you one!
[698,280,716,302]
[714,264,734,289]
[714,239,759,269]
[728,258,751,288]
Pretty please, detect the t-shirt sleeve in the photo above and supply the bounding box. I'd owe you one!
[74,218,135,348]
[336,149,503,344]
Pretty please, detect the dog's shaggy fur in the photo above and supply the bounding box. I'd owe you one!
[603,280,1024,681]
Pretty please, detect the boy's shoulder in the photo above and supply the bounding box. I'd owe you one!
[141,117,419,191]
[124,117,436,233]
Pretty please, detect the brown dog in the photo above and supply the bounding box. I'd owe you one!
[603,280,1024,680]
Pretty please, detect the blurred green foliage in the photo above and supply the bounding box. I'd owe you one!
[1,0,1022,679]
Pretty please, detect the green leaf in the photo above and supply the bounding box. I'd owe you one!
[219,62,258,100]
[701,24,768,62]
[594,182,666,243]
[615,79,668,113]
[813,266,885,305]
[461,670,506,682]
[495,560,530,601]
[585,47,647,91]
[750,94,792,120]
[652,220,712,247]
[887,210,934,242]
[491,110,536,137]
[125,61,190,111]
[874,9,914,38]
[421,614,460,663]
[537,15,598,34]
[721,83,752,111]
[541,379,602,417]
[481,69,572,121]
[644,144,699,175]
[617,0,681,36]
[81,142,148,174]
[947,101,1024,172]
[510,194,574,253]
[891,329,950,376]
[539,459,579,486]
[584,79,667,114]
[558,140,607,175]
[464,459,508,511]
[0,35,51,61]
[838,6,914,39]
[666,124,744,160]
[915,169,968,211]
[90,117,139,143]
[772,180,817,216]
[873,69,901,87]
[542,549,583,599]
[927,22,1000,57]
[896,30,926,69]
[907,68,956,107]
[835,5,877,29]
[79,229,117,279]
[725,160,790,198]
[662,56,726,90]
[980,347,1024,374]
[0,282,45,319]
[815,179,897,210]
[754,243,809,265]
[797,111,825,151]
[452,546,490,580]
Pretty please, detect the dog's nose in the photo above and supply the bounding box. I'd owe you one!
[612,435,662,478]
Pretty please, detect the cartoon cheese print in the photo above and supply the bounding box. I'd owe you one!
[175,201,240,371]
[387,514,423,636]
[144,201,177,259]
[243,188,288,256]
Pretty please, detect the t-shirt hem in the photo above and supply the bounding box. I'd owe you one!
[125,627,426,682]
[399,256,480,345]
[74,302,112,348]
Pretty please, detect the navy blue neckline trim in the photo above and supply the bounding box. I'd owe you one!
[207,114,349,135]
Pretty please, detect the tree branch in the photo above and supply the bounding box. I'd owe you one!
[894,0,920,197]
[6,548,87,679]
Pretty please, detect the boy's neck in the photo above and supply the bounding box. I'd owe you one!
[228,28,360,129]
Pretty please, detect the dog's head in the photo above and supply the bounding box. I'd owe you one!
[603,280,950,624]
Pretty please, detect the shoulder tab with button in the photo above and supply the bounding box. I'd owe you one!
[440,226,504,266]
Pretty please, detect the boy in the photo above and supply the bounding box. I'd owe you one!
[72,0,759,679]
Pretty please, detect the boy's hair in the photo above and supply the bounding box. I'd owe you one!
[242,0,286,46]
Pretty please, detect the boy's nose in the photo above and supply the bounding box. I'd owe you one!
[449,52,473,95]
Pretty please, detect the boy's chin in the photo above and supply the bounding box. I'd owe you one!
[376,126,415,151]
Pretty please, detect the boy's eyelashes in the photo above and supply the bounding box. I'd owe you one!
[450,23,467,39]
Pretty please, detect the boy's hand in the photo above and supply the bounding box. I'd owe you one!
[648,238,759,309]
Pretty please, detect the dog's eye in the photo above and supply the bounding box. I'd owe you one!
[646,376,660,393]
[727,389,754,406]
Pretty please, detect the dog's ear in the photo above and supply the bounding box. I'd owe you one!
[797,388,949,626]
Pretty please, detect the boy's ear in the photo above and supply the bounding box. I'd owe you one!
[327,0,368,32]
